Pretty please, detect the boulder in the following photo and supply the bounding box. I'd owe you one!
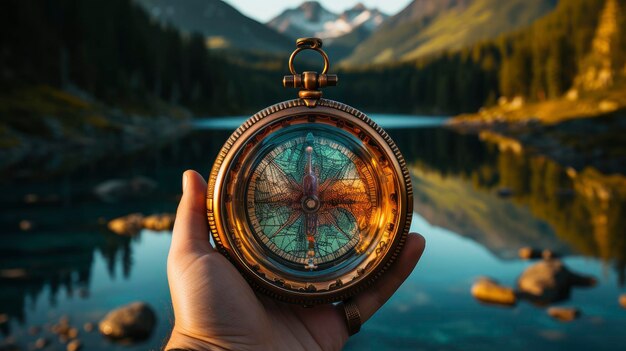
[598,100,618,113]
[51,323,70,336]
[34,338,48,349]
[518,247,541,260]
[142,213,175,231]
[471,277,516,306]
[83,322,94,332]
[517,260,596,303]
[66,339,82,351]
[619,294,626,309]
[541,250,559,260]
[107,214,144,236]
[99,302,156,341]
[547,307,580,322]
[67,327,79,339]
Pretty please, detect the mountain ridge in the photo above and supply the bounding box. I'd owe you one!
[341,0,559,66]
[135,0,292,53]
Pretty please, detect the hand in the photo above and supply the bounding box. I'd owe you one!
[165,170,426,351]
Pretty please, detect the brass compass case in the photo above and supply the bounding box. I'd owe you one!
[207,38,412,305]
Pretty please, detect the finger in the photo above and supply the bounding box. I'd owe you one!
[170,170,212,257]
[353,233,425,323]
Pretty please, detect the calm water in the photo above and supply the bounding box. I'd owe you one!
[1,114,625,350]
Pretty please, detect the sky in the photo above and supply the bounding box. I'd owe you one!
[222,0,411,23]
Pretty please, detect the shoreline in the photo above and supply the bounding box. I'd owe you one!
[0,86,192,181]
[446,88,626,177]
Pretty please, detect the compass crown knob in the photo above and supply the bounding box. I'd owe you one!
[283,38,338,107]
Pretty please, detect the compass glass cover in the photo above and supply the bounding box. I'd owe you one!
[246,128,374,271]
[209,109,410,304]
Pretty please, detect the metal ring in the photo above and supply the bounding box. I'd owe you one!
[288,46,330,75]
[341,299,362,336]
[296,37,323,49]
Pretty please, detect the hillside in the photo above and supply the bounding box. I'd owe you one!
[333,0,613,115]
[0,0,290,176]
[451,0,626,125]
[135,0,291,53]
[341,0,557,66]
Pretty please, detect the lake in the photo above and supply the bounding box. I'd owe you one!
[1,114,625,350]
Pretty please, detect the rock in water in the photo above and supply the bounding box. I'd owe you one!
[542,249,559,260]
[142,213,175,231]
[471,277,517,306]
[67,327,79,339]
[619,294,626,308]
[547,307,580,322]
[83,322,94,332]
[518,247,541,260]
[517,260,596,303]
[34,337,48,349]
[107,214,144,236]
[66,339,82,351]
[99,302,156,341]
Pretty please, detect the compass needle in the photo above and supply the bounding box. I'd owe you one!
[302,143,319,270]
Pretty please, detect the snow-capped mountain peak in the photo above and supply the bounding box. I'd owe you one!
[267,1,387,40]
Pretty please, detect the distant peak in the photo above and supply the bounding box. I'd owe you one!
[295,1,332,22]
[299,1,323,10]
[351,3,367,12]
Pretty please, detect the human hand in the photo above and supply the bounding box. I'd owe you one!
[165,170,426,351]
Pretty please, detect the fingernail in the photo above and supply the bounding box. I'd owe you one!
[182,172,188,193]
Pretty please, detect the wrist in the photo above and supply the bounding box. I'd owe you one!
[165,328,227,351]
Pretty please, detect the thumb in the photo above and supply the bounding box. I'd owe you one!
[170,170,213,258]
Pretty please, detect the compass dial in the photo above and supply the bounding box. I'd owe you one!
[208,101,412,305]
[247,132,376,269]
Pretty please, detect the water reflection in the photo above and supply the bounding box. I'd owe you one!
[0,231,131,332]
[392,126,626,283]
[1,115,625,350]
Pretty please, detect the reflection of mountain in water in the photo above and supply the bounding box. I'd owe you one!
[411,166,571,259]
[389,127,626,282]
[0,129,232,333]
[0,230,131,335]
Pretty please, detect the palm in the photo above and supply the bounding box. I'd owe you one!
[169,250,346,351]
[166,171,425,351]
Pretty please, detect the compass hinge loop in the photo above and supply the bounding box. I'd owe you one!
[283,38,339,107]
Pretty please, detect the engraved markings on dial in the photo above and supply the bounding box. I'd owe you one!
[247,133,376,269]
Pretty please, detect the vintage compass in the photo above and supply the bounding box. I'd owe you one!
[207,38,412,307]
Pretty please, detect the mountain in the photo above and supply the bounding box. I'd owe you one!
[341,0,558,66]
[134,0,291,53]
[267,1,387,40]
[333,0,611,114]
[323,24,373,62]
